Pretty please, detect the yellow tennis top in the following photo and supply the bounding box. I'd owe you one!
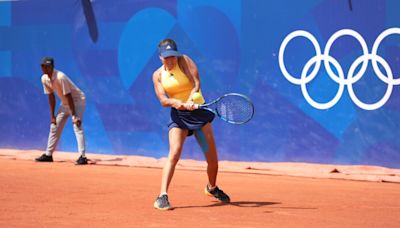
[161,65,205,104]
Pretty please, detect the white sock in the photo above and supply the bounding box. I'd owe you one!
[45,152,52,156]
[159,192,168,197]
[208,185,217,191]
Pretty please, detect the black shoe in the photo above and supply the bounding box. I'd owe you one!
[76,155,88,165]
[205,185,231,203]
[154,194,172,210]
[35,154,53,162]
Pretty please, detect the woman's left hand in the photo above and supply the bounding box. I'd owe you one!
[184,101,196,111]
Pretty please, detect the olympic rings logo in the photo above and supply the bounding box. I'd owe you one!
[278,28,400,110]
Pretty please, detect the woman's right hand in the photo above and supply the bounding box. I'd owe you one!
[174,100,186,110]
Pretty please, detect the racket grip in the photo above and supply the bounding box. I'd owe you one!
[194,104,200,109]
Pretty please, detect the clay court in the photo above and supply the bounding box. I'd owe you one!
[1,150,399,228]
[1,1,400,227]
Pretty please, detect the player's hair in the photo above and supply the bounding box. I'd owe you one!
[158,38,178,49]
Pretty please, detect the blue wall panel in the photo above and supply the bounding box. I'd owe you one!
[0,0,399,168]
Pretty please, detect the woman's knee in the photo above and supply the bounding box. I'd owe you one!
[168,148,182,164]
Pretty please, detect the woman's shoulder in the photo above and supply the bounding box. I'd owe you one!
[179,54,192,62]
[178,55,197,69]
[152,66,163,81]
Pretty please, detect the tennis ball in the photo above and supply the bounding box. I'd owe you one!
[192,92,204,104]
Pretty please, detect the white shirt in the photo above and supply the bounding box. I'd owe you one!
[41,69,85,106]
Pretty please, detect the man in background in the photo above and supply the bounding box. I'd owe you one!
[35,57,88,165]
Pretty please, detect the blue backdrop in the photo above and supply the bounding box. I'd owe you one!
[1,0,399,168]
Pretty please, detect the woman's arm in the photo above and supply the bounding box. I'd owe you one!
[179,55,201,102]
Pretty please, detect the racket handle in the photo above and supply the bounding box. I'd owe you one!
[194,104,200,109]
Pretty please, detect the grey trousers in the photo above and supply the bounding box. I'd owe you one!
[45,104,86,157]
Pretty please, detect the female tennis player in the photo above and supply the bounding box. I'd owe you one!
[152,38,230,210]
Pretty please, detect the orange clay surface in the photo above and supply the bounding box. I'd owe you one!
[0,149,399,227]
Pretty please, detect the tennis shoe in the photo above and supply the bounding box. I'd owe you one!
[204,185,230,203]
[35,154,53,162]
[76,155,88,165]
[154,194,172,210]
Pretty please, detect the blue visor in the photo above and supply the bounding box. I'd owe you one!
[159,44,182,57]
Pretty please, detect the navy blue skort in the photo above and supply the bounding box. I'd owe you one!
[168,108,215,136]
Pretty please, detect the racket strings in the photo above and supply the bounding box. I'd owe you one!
[216,96,254,123]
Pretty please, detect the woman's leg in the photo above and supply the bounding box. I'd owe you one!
[160,127,188,194]
[194,123,218,187]
[195,123,230,203]
[154,127,188,210]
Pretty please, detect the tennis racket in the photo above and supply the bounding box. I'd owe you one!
[195,93,254,124]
